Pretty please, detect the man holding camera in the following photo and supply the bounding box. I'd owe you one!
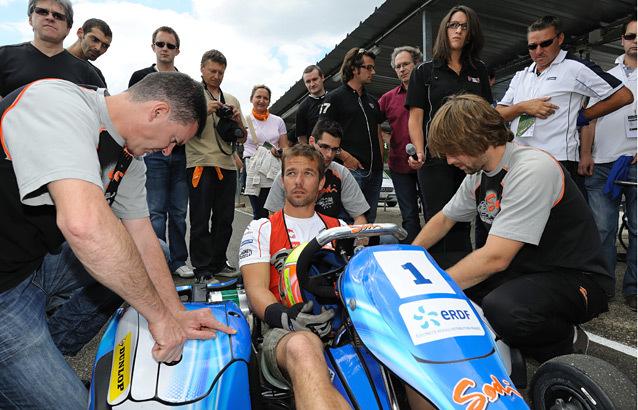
[186,49,248,282]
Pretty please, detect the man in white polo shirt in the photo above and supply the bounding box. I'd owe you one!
[496,15,633,181]
[579,17,637,310]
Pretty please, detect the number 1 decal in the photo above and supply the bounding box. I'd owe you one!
[373,250,455,299]
[401,262,432,285]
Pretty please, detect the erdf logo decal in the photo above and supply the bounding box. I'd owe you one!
[452,375,522,410]
[413,306,440,329]
[399,298,484,345]
[109,332,132,402]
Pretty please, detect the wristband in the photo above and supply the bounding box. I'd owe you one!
[264,303,287,328]
[576,109,590,128]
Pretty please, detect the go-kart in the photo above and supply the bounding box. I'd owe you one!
[88,224,636,409]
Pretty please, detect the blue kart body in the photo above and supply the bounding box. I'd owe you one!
[326,244,528,409]
[89,242,528,409]
[89,300,252,409]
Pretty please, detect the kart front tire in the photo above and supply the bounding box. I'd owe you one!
[530,354,636,410]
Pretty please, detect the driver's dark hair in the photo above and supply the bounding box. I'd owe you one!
[281,143,325,180]
[311,119,342,141]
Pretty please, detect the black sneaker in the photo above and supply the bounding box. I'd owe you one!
[216,262,240,278]
[624,295,637,311]
[194,269,220,284]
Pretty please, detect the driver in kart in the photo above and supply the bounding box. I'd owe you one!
[0,74,235,409]
[239,143,352,409]
[412,94,613,363]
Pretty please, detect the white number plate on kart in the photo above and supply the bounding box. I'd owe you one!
[373,250,455,298]
[399,298,485,345]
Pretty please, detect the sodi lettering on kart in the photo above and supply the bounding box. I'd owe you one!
[89,224,635,409]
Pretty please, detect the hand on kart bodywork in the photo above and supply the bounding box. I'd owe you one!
[173,308,237,340]
[148,311,187,363]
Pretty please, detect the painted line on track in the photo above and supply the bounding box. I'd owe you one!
[586,331,637,358]
[236,208,254,217]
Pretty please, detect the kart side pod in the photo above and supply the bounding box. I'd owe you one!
[89,301,251,409]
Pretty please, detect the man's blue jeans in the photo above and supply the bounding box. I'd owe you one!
[351,168,383,223]
[389,169,424,243]
[585,163,637,297]
[144,150,189,272]
[0,243,121,408]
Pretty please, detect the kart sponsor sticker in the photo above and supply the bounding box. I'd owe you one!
[453,375,522,409]
[373,250,454,298]
[109,331,132,402]
[399,298,484,345]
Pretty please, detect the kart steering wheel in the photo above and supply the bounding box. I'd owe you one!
[296,224,406,300]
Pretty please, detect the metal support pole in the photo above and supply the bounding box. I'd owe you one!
[422,9,432,60]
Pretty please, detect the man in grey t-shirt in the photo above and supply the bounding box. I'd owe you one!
[412,94,612,363]
[0,73,234,408]
[265,119,368,224]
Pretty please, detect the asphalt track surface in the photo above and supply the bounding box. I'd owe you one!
[68,196,637,407]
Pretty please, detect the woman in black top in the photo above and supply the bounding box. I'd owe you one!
[405,5,492,253]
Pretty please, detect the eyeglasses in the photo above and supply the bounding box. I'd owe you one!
[32,6,66,22]
[154,41,178,50]
[527,35,559,50]
[316,143,342,155]
[446,21,468,31]
[623,33,637,41]
[360,65,376,72]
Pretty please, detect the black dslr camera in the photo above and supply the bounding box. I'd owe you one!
[217,105,235,119]
[216,105,243,143]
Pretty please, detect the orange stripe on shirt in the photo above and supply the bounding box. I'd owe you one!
[256,219,271,258]
[0,82,45,160]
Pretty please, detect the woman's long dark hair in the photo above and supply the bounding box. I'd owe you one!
[432,5,484,69]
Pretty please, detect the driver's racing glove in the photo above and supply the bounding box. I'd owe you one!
[265,301,334,338]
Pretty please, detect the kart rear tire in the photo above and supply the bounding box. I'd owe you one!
[530,354,636,410]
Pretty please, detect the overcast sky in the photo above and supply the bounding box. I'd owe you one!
[1,0,385,113]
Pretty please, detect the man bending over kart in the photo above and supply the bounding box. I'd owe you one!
[412,93,613,363]
[0,73,235,409]
[239,143,352,409]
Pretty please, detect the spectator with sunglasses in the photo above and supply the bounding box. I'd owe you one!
[0,0,105,99]
[318,47,385,223]
[405,5,492,254]
[264,119,369,224]
[129,27,195,279]
[579,17,637,311]
[496,15,633,186]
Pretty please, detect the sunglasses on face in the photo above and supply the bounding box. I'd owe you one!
[527,35,559,50]
[446,21,468,31]
[316,143,342,154]
[32,6,66,22]
[359,65,376,72]
[154,41,177,50]
[623,33,637,41]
